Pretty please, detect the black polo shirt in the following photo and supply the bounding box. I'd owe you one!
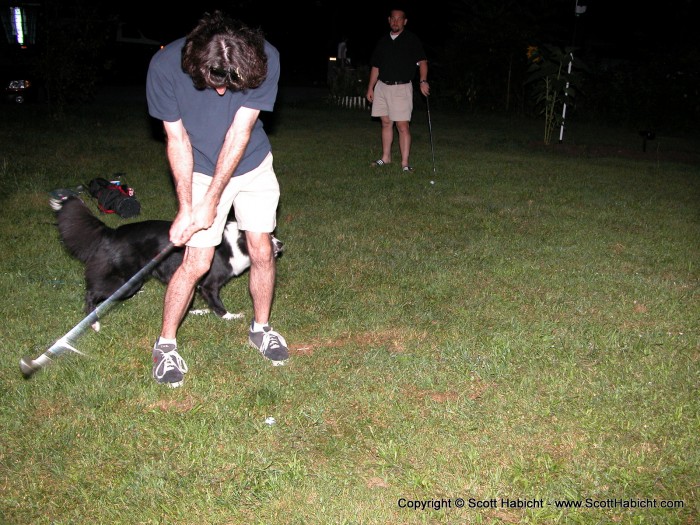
[370,29,427,83]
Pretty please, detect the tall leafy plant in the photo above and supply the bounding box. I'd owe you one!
[525,45,587,144]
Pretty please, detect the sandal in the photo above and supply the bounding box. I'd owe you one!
[402,166,414,172]
[371,159,388,167]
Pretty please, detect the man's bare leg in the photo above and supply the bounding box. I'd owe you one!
[246,232,275,325]
[245,231,288,364]
[396,120,411,168]
[379,115,395,164]
[161,246,215,339]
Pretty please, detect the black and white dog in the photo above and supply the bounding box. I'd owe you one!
[54,196,283,330]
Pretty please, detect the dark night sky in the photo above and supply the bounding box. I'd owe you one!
[111,0,698,83]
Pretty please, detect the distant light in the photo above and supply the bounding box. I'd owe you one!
[329,57,337,61]
[12,7,25,45]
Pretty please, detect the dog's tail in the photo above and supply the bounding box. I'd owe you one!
[54,196,111,264]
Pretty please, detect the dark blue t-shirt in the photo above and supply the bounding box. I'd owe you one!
[146,37,280,177]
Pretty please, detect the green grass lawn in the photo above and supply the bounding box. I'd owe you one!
[0,92,698,524]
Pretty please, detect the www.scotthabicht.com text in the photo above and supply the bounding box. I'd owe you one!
[397,497,685,511]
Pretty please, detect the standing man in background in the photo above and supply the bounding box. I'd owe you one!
[366,8,430,172]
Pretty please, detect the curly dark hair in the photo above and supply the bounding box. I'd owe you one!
[182,11,268,91]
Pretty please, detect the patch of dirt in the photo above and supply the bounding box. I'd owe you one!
[291,328,422,356]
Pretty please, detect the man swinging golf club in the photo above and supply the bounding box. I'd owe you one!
[146,10,289,387]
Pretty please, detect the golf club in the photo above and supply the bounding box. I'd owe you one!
[426,95,436,174]
[20,242,175,379]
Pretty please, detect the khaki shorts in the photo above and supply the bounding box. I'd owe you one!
[187,152,279,248]
[371,80,414,121]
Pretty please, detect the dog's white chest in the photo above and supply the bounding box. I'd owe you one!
[223,223,251,276]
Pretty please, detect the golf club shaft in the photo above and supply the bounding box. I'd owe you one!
[20,242,175,378]
[426,95,436,173]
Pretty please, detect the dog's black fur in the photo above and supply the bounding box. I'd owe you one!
[55,196,283,326]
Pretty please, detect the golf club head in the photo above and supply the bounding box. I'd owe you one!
[19,356,40,379]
